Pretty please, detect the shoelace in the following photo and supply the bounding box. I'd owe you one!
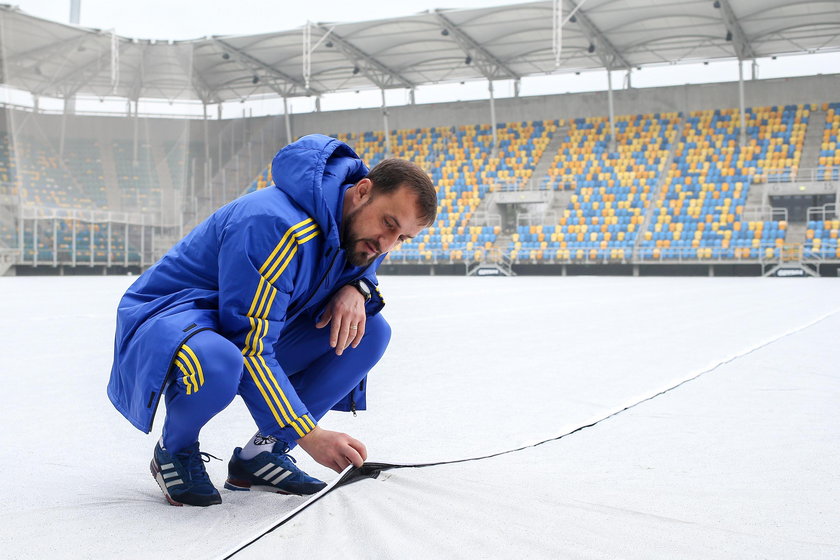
[272,445,297,465]
[182,449,221,485]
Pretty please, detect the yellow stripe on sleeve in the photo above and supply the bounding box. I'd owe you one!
[239,217,322,435]
[258,218,314,275]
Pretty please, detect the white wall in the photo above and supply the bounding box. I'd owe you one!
[286,73,840,137]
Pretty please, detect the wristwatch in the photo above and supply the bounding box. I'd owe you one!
[349,278,371,302]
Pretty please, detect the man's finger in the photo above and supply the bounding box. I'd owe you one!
[343,446,364,468]
[351,320,365,348]
[348,437,368,461]
[330,315,344,349]
[315,310,332,329]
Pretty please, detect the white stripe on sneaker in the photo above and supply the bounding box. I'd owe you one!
[253,464,275,477]
[271,470,292,484]
[262,466,285,481]
[160,463,175,470]
[165,478,184,488]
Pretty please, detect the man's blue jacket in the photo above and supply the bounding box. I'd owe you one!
[107,135,385,436]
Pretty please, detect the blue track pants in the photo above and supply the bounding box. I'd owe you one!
[161,312,391,453]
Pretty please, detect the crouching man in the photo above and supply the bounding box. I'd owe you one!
[107,134,437,506]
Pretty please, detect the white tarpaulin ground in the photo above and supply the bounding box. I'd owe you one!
[0,276,838,559]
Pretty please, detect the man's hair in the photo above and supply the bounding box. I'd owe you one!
[366,158,438,226]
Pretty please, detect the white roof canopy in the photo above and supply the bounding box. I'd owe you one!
[1,0,838,103]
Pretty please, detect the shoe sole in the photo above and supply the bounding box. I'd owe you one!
[150,458,222,507]
[224,477,294,495]
[150,459,184,506]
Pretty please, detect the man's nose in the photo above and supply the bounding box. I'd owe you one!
[381,231,400,252]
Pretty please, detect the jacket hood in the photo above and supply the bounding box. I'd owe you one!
[271,134,369,246]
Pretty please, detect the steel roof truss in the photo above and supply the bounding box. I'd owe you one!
[433,10,519,81]
[564,0,632,70]
[212,38,313,96]
[5,32,91,66]
[314,25,415,90]
[717,0,755,60]
[32,38,116,98]
[173,47,219,105]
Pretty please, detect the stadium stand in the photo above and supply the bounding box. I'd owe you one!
[637,105,807,261]
[512,112,679,263]
[333,121,556,263]
[818,102,840,182]
[3,98,838,276]
[805,218,840,260]
[112,140,162,212]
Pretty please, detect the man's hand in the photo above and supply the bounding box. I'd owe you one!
[316,284,366,356]
[297,426,367,472]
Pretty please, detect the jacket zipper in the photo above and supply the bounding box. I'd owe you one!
[146,326,212,433]
[286,246,340,320]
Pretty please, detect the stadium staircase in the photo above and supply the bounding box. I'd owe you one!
[800,108,825,170]
[762,221,817,276]
[633,115,687,259]
[530,123,568,188]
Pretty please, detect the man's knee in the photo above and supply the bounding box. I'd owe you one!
[181,331,243,399]
[361,313,391,359]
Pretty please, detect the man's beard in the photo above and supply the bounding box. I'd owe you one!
[341,205,381,267]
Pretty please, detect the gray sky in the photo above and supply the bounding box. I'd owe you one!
[13,0,536,39]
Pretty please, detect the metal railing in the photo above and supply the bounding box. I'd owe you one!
[19,205,159,226]
[471,212,502,228]
[762,167,838,183]
[807,203,838,222]
[489,178,566,192]
[741,205,789,222]
[516,211,558,228]
[383,241,840,268]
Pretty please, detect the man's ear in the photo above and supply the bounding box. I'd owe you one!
[355,178,373,202]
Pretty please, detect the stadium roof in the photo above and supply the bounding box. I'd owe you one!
[0,0,838,104]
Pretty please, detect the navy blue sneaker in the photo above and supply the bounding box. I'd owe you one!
[224,444,327,495]
[150,441,222,507]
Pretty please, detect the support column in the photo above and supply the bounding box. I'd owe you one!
[738,59,747,148]
[607,69,616,153]
[69,0,80,24]
[381,89,391,159]
[489,80,498,153]
[53,217,57,266]
[71,214,77,267]
[132,100,139,166]
[32,216,38,267]
[140,215,145,268]
[283,97,292,146]
[203,103,210,183]
[59,97,68,160]
[107,219,112,267]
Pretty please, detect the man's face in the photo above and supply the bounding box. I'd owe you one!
[342,181,428,268]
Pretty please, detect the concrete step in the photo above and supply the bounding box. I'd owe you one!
[800,109,825,171]
[530,126,568,187]
[784,222,808,245]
